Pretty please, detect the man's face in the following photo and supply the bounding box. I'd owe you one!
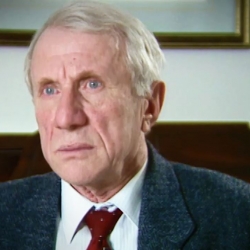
[30,28,148,191]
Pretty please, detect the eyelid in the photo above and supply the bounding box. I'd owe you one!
[80,78,103,89]
[87,80,102,88]
[41,84,59,96]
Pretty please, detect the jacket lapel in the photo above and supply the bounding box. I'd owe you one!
[138,144,195,250]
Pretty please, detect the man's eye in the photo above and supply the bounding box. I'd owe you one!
[43,87,57,95]
[87,80,102,89]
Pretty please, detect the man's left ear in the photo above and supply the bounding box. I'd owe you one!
[141,81,165,133]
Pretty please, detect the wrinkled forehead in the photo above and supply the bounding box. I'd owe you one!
[32,28,120,61]
[30,27,126,81]
[30,28,127,83]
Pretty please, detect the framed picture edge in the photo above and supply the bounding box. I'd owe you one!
[0,0,249,48]
[156,0,250,48]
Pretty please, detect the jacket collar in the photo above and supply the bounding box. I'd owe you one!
[138,143,195,249]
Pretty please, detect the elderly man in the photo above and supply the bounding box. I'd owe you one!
[1,1,250,249]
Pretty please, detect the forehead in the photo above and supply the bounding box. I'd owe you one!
[30,28,122,80]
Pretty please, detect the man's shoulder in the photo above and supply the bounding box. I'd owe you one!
[0,173,60,210]
[149,143,250,197]
[172,162,250,196]
[171,162,250,215]
[148,142,250,202]
[0,172,59,192]
[161,162,250,247]
[0,173,60,247]
[145,146,250,247]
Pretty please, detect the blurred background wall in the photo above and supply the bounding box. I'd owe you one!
[0,46,249,133]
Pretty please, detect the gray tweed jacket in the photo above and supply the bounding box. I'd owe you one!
[1,143,250,249]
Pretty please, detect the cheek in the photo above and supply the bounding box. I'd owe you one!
[85,102,124,149]
[35,98,57,126]
[35,108,51,130]
[92,98,138,144]
[35,108,54,154]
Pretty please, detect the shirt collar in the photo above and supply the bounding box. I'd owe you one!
[108,160,147,226]
[61,159,147,244]
[61,180,93,244]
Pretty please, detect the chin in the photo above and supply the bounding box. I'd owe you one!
[58,170,89,186]
[52,162,95,185]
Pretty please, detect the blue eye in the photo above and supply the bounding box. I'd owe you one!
[44,87,56,95]
[87,80,101,89]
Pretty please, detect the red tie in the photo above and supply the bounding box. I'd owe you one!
[84,208,123,250]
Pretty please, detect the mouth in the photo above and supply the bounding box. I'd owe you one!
[57,143,94,153]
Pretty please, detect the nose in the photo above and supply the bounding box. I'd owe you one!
[54,90,87,130]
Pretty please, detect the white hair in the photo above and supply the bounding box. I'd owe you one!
[25,0,165,96]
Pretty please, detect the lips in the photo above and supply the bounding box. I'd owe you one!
[57,143,94,152]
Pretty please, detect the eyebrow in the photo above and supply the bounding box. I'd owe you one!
[36,70,106,89]
[74,70,104,83]
[36,77,54,88]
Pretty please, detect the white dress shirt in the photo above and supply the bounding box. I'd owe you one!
[55,161,147,250]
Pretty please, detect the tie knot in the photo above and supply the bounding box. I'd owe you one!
[85,208,122,239]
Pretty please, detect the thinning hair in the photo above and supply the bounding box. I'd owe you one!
[25,0,165,96]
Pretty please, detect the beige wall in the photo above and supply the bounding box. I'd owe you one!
[0,46,250,133]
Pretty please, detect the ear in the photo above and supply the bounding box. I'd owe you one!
[141,81,165,133]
